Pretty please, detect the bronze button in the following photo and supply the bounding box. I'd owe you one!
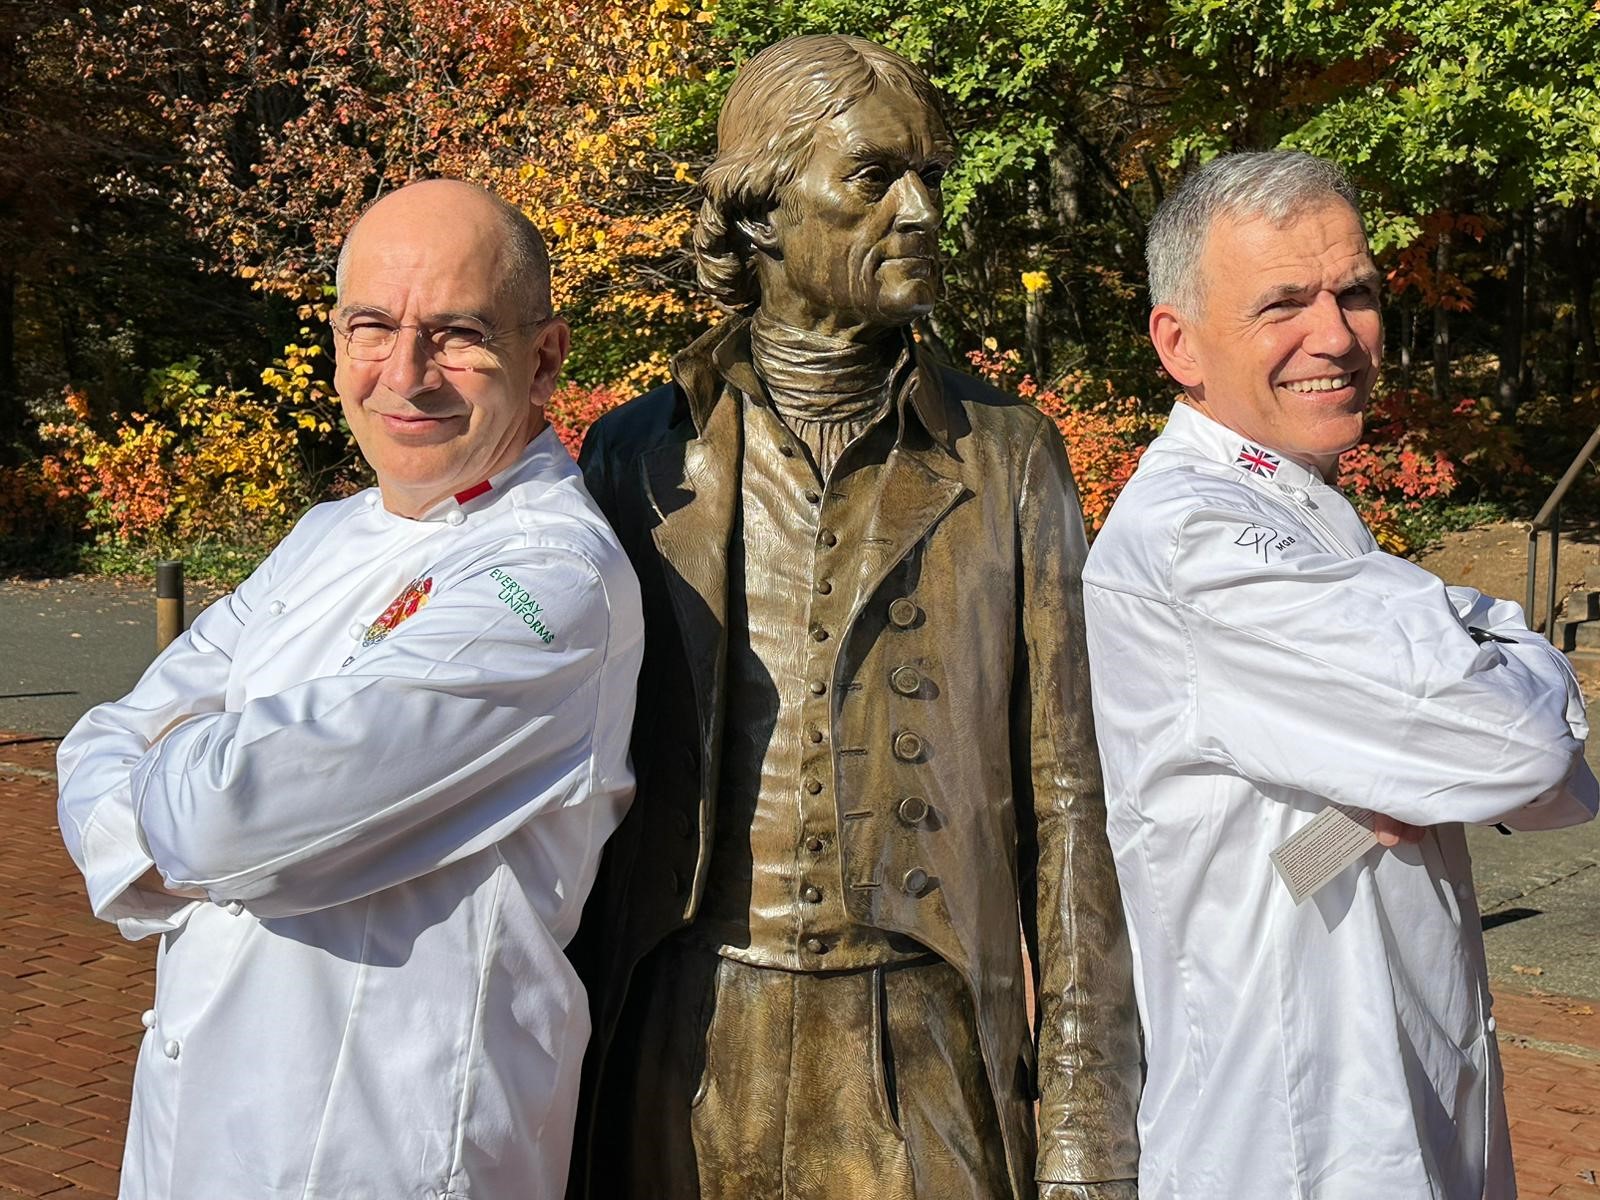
[820,529,837,547]
[802,885,822,903]
[816,579,833,595]
[890,666,920,695]
[806,835,826,853]
[805,937,829,955]
[897,795,930,825]
[811,624,829,642]
[806,727,824,744]
[888,597,919,628]
[902,868,930,896]
[804,489,821,504]
[808,679,827,695]
[893,730,924,761]
[804,777,823,795]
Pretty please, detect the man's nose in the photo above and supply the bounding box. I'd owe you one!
[1305,291,1360,357]
[379,328,443,397]
[891,171,939,234]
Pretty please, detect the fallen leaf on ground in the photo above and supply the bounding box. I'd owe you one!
[1511,964,1545,976]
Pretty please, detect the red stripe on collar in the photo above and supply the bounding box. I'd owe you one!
[453,480,492,505]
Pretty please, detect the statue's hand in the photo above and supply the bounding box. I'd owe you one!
[1038,1182,1138,1200]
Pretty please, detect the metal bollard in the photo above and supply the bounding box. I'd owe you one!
[156,560,185,653]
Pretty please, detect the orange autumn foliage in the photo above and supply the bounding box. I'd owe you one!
[81,0,717,380]
[965,343,1161,533]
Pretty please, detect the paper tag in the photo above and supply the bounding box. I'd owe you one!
[1270,804,1380,905]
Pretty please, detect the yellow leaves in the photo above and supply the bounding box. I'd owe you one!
[673,161,695,184]
[1021,270,1051,294]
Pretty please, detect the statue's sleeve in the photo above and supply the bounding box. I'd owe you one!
[576,415,619,523]
[1014,416,1142,1186]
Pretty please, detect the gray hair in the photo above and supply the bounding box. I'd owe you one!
[335,185,552,322]
[1146,150,1363,315]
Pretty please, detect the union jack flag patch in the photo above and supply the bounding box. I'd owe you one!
[1234,444,1281,477]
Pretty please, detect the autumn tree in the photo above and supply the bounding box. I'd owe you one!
[690,0,1600,495]
[74,0,716,385]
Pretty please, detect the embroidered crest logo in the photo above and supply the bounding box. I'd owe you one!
[1234,443,1281,477]
[362,576,433,647]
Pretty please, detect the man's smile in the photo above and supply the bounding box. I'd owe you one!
[375,410,466,435]
[1279,373,1354,394]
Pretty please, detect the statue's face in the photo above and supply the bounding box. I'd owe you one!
[757,89,953,332]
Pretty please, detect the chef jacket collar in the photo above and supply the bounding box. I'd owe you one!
[668,316,957,455]
[1161,401,1330,492]
[401,424,566,524]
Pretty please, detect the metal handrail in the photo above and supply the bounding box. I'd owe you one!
[1525,419,1600,634]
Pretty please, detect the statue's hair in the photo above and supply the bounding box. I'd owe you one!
[694,34,947,310]
[1146,150,1363,316]
[336,181,552,322]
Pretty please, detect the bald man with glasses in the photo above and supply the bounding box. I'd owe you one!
[57,179,643,1200]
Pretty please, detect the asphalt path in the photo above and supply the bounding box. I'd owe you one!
[3,570,1599,998]
[0,574,223,739]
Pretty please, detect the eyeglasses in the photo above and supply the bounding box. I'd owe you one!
[333,316,553,370]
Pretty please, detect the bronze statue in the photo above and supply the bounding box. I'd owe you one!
[567,33,1140,1200]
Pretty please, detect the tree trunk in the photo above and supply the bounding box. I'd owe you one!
[0,267,17,464]
[1398,298,1413,390]
[1023,176,1048,382]
[1048,144,1088,345]
[1558,207,1582,403]
[1497,207,1529,418]
[1569,204,1596,386]
[1521,207,1538,402]
[1432,225,1452,405]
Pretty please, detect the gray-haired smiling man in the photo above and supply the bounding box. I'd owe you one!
[1084,150,1596,1198]
[56,179,643,1200]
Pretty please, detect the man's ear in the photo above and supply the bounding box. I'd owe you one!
[1149,304,1203,389]
[736,211,780,255]
[527,318,571,408]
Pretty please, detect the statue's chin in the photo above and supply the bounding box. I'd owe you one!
[868,283,937,328]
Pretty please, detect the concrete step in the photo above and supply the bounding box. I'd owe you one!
[1568,590,1600,623]
[1556,590,1600,651]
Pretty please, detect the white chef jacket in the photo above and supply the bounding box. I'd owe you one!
[57,427,643,1200]
[1083,402,1596,1200]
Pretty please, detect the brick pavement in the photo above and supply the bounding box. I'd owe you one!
[0,735,151,1199]
[2,733,1599,1198]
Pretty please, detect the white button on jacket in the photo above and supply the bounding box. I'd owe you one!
[1084,403,1596,1200]
[57,428,644,1200]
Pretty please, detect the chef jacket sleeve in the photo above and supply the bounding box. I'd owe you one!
[1443,584,1599,829]
[1171,507,1595,828]
[56,561,275,938]
[1016,419,1142,1186]
[128,547,624,917]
